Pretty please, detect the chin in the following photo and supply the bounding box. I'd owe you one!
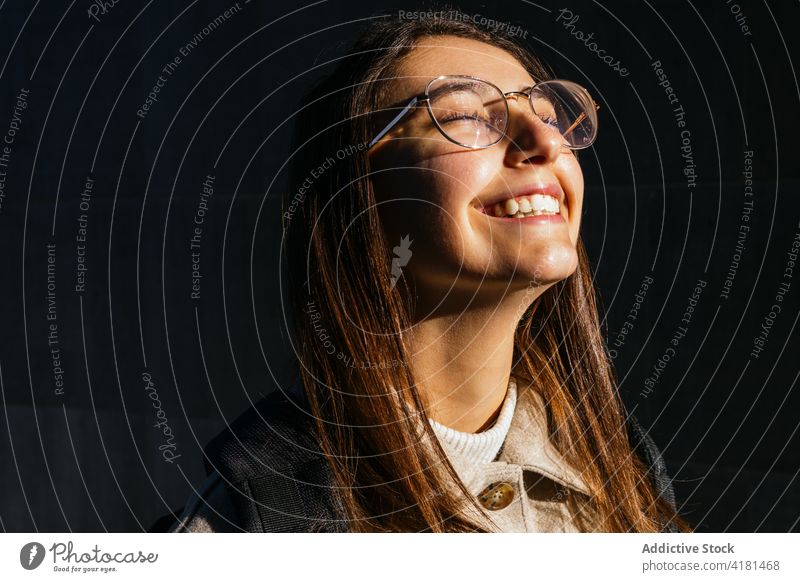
[512,244,579,287]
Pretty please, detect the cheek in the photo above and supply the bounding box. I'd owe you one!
[371,152,499,276]
[414,151,497,208]
[410,154,498,263]
[372,150,497,236]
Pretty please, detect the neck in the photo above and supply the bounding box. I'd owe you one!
[407,286,540,432]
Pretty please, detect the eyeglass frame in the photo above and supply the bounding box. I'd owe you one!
[367,74,600,151]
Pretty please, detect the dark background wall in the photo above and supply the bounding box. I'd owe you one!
[0,0,797,532]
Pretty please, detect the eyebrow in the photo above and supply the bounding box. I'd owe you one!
[424,80,536,101]
[426,80,484,100]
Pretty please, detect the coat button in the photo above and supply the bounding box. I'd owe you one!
[477,482,515,510]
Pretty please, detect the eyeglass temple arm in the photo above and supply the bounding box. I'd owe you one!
[367,96,420,149]
[563,101,601,138]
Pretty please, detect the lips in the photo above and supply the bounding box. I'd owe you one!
[473,183,565,219]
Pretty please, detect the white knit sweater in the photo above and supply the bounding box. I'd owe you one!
[428,380,518,464]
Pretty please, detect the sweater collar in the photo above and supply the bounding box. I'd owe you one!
[428,380,518,465]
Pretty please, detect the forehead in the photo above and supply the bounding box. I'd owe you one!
[386,35,535,101]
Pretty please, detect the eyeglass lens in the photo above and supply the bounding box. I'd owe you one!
[426,78,507,148]
[426,77,596,149]
[530,81,596,149]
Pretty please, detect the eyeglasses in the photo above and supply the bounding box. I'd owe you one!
[368,75,600,151]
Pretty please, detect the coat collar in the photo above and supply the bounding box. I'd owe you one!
[498,381,591,496]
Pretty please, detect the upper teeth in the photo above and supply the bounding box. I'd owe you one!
[488,194,560,218]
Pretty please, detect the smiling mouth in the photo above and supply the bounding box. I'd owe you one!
[478,194,561,219]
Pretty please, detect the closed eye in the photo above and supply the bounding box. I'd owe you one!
[539,115,560,129]
[439,111,491,124]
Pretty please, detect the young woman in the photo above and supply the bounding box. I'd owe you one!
[159,14,691,533]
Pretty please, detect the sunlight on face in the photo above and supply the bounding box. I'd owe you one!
[369,35,585,308]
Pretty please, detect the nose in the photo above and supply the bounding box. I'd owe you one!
[502,97,563,166]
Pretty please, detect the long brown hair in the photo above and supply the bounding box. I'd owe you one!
[281,11,691,532]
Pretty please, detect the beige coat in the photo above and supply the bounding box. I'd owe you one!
[427,380,597,532]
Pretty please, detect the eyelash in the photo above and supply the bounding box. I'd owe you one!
[538,114,559,127]
[439,111,491,124]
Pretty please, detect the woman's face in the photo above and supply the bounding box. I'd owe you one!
[369,35,584,308]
